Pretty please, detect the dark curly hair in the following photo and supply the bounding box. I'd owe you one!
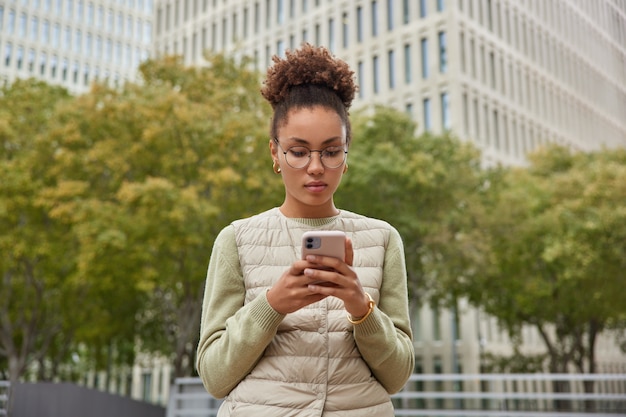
[261,43,357,145]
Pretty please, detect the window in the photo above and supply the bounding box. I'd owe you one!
[437,0,444,12]
[372,55,379,94]
[357,60,364,98]
[423,97,431,131]
[402,0,409,24]
[31,17,39,40]
[4,43,12,67]
[420,37,428,78]
[403,43,411,83]
[388,49,395,89]
[52,24,60,47]
[371,1,378,37]
[356,6,363,42]
[438,30,447,72]
[277,39,284,57]
[39,52,47,75]
[19,13,26,37]
[328,18,335,52]
[386,0,393,30]
[64,27,71,49]
[419,0,427,18]
[277,0,284,24]
[342,12,348,48]
[441,92,450,129]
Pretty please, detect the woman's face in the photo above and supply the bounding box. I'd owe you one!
[270,106,347,218]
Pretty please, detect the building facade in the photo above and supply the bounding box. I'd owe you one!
[152,0,626,166]
[0,0,154,94]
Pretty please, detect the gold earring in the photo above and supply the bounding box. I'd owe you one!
[273,160,281,174]
[343,164,348,174]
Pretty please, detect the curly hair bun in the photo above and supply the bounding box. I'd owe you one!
[261,43,356,110]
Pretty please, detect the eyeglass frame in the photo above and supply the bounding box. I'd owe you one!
[273,139,348,169]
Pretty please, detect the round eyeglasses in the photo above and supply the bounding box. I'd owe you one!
[275,141,348,169]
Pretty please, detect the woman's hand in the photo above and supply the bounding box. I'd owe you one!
[266,258,330,315]
[301,237,371,318]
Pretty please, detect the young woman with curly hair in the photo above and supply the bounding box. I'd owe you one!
[196,44,414,416]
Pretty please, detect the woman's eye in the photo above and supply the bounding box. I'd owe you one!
[289,148,309,158]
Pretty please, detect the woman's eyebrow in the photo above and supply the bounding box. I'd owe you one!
[287,136,344,145]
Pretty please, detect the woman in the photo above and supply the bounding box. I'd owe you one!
[196,44,414,416]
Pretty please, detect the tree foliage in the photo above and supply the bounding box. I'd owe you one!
[466,145,626,373]
[338,106,485,306]
[1,54,281,385]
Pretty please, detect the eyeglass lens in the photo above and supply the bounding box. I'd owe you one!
[284,146,347,169]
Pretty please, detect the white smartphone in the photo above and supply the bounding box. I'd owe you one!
[301,230,346,262]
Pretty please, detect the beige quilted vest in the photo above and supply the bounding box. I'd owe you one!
[218,208,395,417]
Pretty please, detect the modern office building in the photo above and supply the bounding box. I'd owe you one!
[152,0,626,167]
[0,0,154,94]
[150,0,626,377]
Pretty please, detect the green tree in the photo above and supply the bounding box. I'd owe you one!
[31,53,281,381]
[467,145,626,377]
[0,79,79,406]
[338,106,485,315]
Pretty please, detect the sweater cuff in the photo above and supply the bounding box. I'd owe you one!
[352,307,384,336]
[248,290,286,331]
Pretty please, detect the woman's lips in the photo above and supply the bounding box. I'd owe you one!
[305,182,327,192]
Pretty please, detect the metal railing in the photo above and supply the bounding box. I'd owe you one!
[0,381,9,416]
[166,374,626,417]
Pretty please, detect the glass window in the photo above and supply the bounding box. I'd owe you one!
[0,7,3,32]
[4,43,12,67]
[441,92,450,129]
[342,12,348,48]
[372,55,379,94]
[39,52,47,75]
[86,33,92,56]
[17,46,24,70]
[402,0,409,24]
[328,18,335,53]
[371,0,378,37]
[386,0,393,30]
[437,0,444,12]
[42,20,49,43]
[388,49,395,89]
[419,0,427,18]
[8,10,15,34]
[420,37,428,78]
[87,3,94,25]
[75,30,81,52]
[52,23,60,47]
[64,27,71,49]
[438,31,447,72]
[356,6,363,42]
[403,43,411,83]
[357,60,364,98]
[423,97,431,131]
[19,13,27,37]
[277,0,284,24]
[31,17,39,40]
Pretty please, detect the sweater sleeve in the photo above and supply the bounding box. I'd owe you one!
[196,225,286,398]
[353,226,415,394]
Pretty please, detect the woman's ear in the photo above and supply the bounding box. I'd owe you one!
[269,139,278,159]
